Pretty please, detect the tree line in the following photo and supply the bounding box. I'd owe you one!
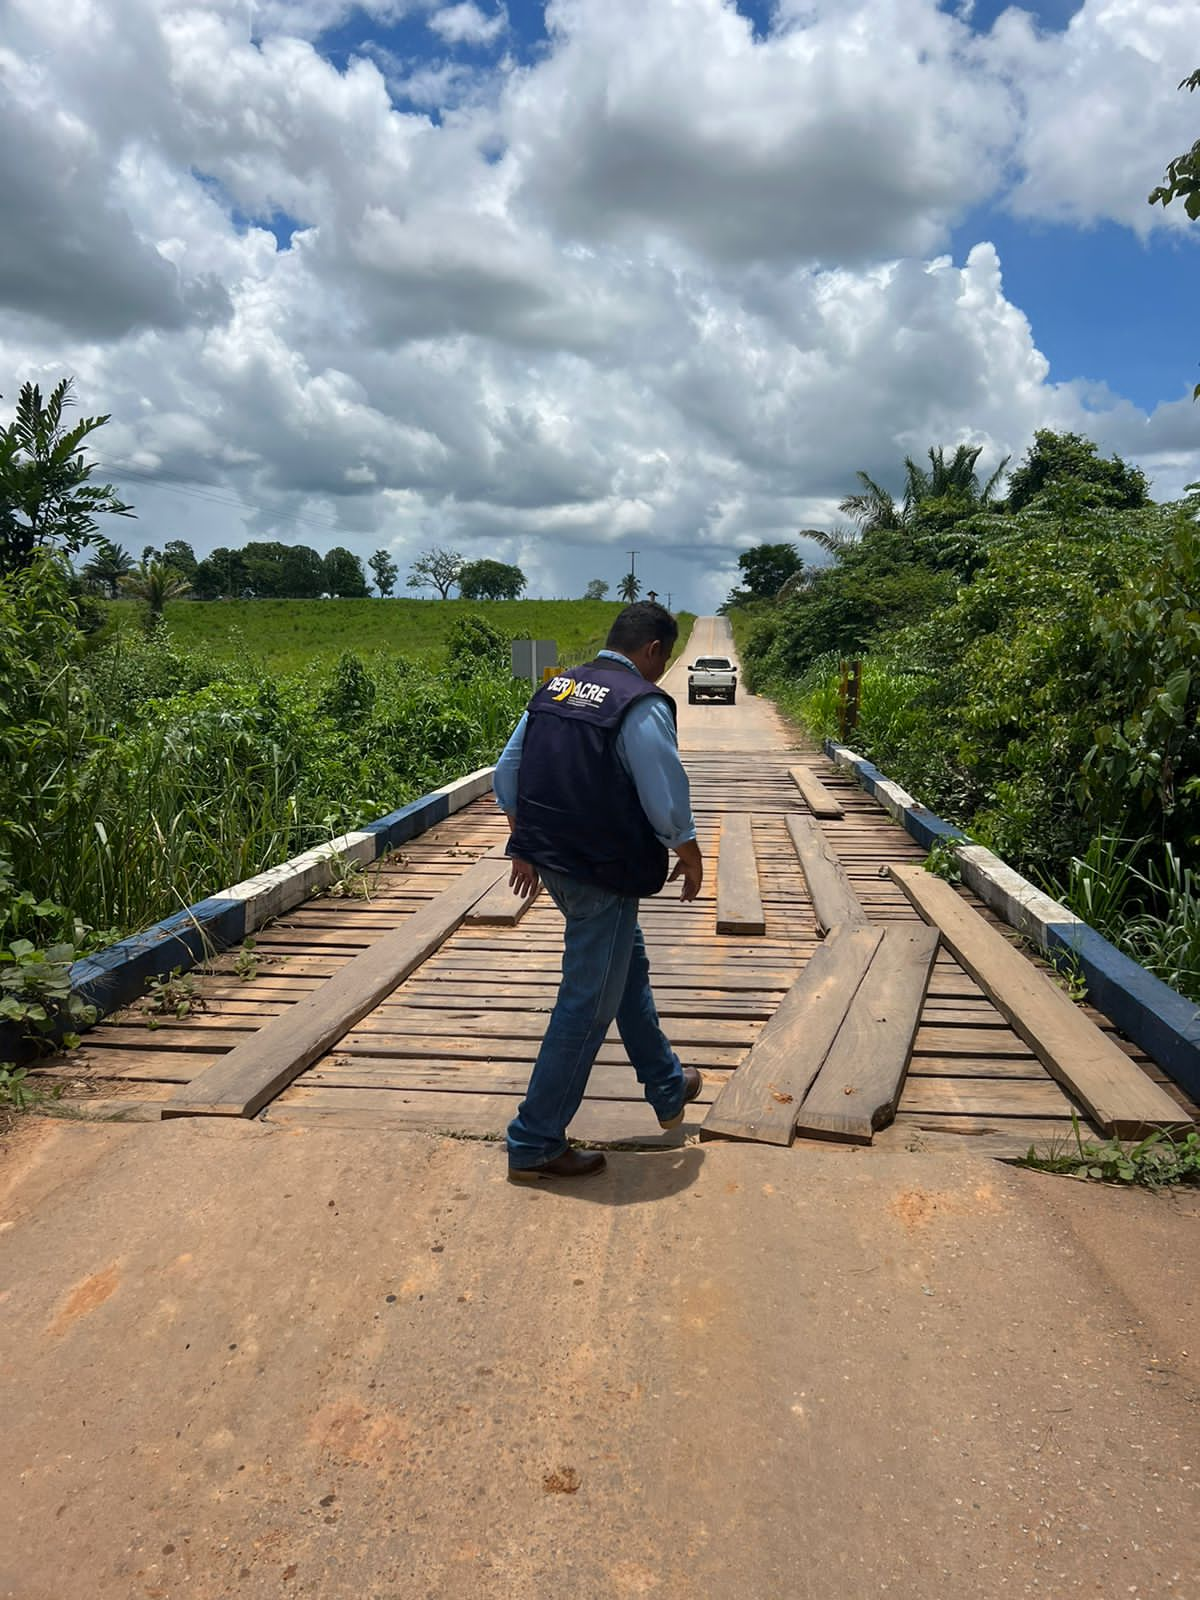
[81,540,535,606]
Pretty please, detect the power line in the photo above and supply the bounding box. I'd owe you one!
[100,462,344,534]
[95,460,358,543]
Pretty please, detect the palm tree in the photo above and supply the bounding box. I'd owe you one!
[840,446,1009,535]
[617,572,641,603]
[801,527,860,557]
[901,444,1009,520]
[838,472,902,535]
[119,558,191,623]
[83,539,135,599]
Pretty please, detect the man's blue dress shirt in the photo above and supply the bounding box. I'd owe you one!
[493,649,697,849]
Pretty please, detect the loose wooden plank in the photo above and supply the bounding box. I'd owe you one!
[891,864,1191,1139]
[701,925,884,1144]
[162,854,510,1119]
[785,813,869,933]
[464,862,540,926]
[789,764,845,819]
[793,923,940,1144]
[716,814,765,936]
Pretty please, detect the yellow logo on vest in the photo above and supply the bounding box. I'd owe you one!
[547,675,611,708]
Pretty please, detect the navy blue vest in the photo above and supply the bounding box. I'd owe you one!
[508,658,676,898]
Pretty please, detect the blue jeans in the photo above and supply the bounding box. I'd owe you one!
[506,865,687,1169]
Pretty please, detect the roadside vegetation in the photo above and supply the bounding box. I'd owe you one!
[731,433,1200,1003]
[0,376,689,1082]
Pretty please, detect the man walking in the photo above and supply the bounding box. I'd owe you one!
[493,602,704,1182]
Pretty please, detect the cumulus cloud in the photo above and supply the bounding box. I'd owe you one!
[427,3,507,47]
[0,0,1194,612]
[991,0,1200,232]
[510,0,1017,265]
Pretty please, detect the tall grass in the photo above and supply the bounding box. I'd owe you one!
[1058,835,1200,1001]
[2,566,535,949]
[770,651,936,755]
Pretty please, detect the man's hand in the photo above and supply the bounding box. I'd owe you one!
[509,856,540,900]
[669,839,703,903]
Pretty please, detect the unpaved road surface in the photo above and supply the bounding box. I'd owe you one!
[2,1118,1196,1599]
[2,617,1197,1598]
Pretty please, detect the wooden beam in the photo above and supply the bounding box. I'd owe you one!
[890,864,1190,1139]
[792,924,939,1144]
[716,813,765,935]
[162,854,509,1119]
[700,925,883,1144]
[785,813,869,933]
[788,764,844,819]
[464,866,539,926]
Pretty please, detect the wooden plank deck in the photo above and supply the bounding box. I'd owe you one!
[33,743,1199,1157]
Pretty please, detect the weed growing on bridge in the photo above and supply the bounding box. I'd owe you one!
[0,1064,31,1110]
[232,941,260,982]
[141,969,204,1027]
[922,838,962,885]
[1019,1114,1200,1188]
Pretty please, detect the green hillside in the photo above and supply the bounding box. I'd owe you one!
[130,598,694,674]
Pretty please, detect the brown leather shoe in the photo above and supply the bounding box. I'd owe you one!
[658,1065,703,1129]
[508,1148,607,1183]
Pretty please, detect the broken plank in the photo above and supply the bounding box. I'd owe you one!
[161,854,510,1119]
[785,813,869,933]
[891,864,1190,1139]
[793,923,940,1145]
[716,813,765,936]
[701,925,883,1144]
[788,764,845,819]
[875,1113,1093,1161]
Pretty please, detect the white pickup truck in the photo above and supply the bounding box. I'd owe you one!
[687,655,737,705]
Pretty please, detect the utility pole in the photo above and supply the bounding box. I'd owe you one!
[628,550,639,582]
[666,592,672,611]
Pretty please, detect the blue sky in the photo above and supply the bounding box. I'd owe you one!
[949,211,1196,411]
[2,0,1196,608]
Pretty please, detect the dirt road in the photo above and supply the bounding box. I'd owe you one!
[1,619,1197,1599]
[663,613,792,752]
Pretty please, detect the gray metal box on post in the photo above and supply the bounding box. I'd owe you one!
[511,639,557,686]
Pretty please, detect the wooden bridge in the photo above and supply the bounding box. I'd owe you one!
[37,620,1198,1157]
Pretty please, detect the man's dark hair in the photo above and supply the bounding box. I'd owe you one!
[605,601,678,655]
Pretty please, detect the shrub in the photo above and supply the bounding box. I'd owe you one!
[319,651,377,722]
[446,614,510,677]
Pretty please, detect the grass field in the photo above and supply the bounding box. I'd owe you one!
[121,598,696,673]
